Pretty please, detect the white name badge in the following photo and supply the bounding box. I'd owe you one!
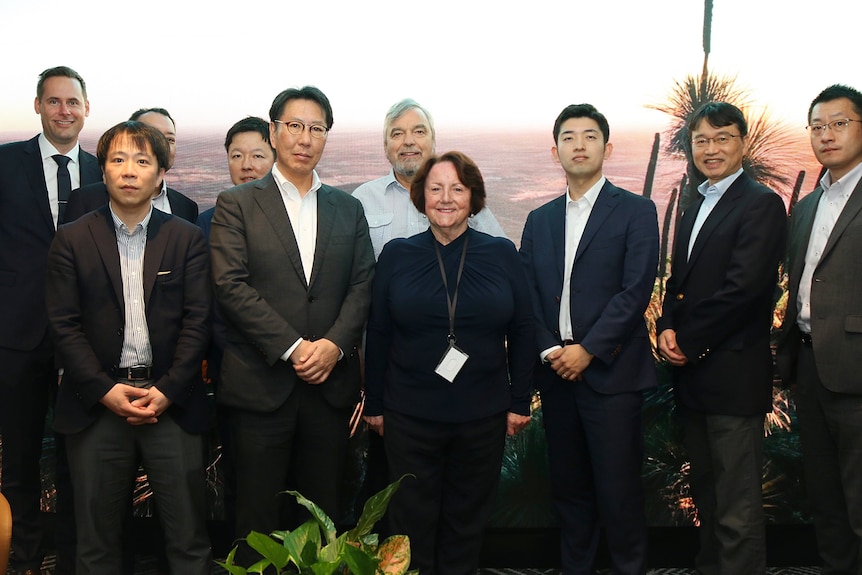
[435,342,469,383]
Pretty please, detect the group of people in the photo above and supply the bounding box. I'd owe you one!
[0,64,861,575]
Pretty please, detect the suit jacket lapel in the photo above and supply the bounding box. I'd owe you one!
[575,182,618,263]
[255,176,307,288]
[78,149,102,186]
[89,207,124,309]
[787,188,821,288]
[23,136,55,232]
[309,186,335,290]
[686,174,749,271]
[143,211,168,303]
[821,178,862,264]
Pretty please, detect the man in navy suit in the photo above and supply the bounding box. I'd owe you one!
[657,102,787,575]
[46,121,212,574]
[520,104,659,575]
[0,66,101,575]
[64,107,198,224]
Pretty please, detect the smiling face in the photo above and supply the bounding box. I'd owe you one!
[103,134,165,216]
[552,117,611,192]
[423,161,472,241]
[227,130,276,185]
[34,76,89,154]
[385,107,434,187]
[270,98,327,190]
[809,97,862,182]
[690,118,748,185]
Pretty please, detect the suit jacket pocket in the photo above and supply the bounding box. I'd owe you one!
[845,315,862,333]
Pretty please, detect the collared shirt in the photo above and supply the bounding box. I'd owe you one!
[688,168,743,259]
[38,134,82,229]
[151,179,172,214]
[353,169,508,260]
[558,177,605,344]
[797,161,862,332]
[110,203,154,369]
[272,166,322,361]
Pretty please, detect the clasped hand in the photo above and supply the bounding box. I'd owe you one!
[100,383,172,425]
[291,338,340,384]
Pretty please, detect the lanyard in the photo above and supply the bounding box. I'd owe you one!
[433,234,469,343]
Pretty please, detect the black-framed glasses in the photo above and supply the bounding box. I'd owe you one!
[691,134,742,148]
[806,118,862,136]
[273,119,329,139]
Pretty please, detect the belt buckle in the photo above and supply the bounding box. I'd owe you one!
[800,333,812,345]
[126,365,151,380]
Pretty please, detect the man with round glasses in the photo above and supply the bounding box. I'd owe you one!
[777,84,862,575]
[209,86,375,554]
[657,101,787,575]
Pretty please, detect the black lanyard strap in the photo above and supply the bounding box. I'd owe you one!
[433,234,469,342]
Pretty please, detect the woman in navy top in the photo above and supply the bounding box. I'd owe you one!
[364,151,534,575]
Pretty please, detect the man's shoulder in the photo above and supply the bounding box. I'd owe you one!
[322,183,363,206]
[352,175,390,199]
[0,136,37,163]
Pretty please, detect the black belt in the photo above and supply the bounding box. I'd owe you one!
[562,339,576,346]
[114,365,152,381]
[800,333,812,345]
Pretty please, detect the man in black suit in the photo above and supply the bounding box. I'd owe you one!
[211,86,374,546]
[0,65,101,575]
[46,121,212,574]
[657,102,787,575]
[776,84,862,575]
[64,107,198,224]
[519,104,659,575]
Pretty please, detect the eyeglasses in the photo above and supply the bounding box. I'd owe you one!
[691,134,742,148]
[273,120,329,139]
[806,118,862,136]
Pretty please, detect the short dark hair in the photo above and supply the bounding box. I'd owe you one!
[410,151,486,216]
[37,66,87,100]
[269,86,333,129]
[224,116,274,153]
[688,102,748,137]
[129,107,175,128]
[808,84,862,123]
[553,104,610,143]
[97,121,171,171]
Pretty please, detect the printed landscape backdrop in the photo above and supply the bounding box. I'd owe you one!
[1,0,861,529]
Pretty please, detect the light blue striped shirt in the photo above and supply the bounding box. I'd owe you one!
[110,204,154,368]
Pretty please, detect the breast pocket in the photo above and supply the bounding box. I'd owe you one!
[365,213,393,255]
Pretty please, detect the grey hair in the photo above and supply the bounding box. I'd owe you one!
[383,98,436,145]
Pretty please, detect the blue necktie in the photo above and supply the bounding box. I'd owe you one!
[53,154,72,223]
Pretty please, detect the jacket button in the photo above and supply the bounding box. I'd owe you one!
[676,293,684,301]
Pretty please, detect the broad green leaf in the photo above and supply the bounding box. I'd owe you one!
[286,489,338,544]
[246,530,290,569]
[247,558,273,574]
[309,560,341,575]
[283,520,322,565]
[342,542,378,575]
[347,475,412,540]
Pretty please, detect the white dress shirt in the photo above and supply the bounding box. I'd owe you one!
[797,161,862,333]
[38,134,82,228]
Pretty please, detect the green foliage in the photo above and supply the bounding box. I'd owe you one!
[216,475,416,574]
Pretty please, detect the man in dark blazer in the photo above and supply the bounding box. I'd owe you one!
[63,107,198,224]
[657,102,787,575]
[520,104,659,575]
[211,86,374,548]
[0,66,101,575]
[776,84,862,575]
[46,121,212,574]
